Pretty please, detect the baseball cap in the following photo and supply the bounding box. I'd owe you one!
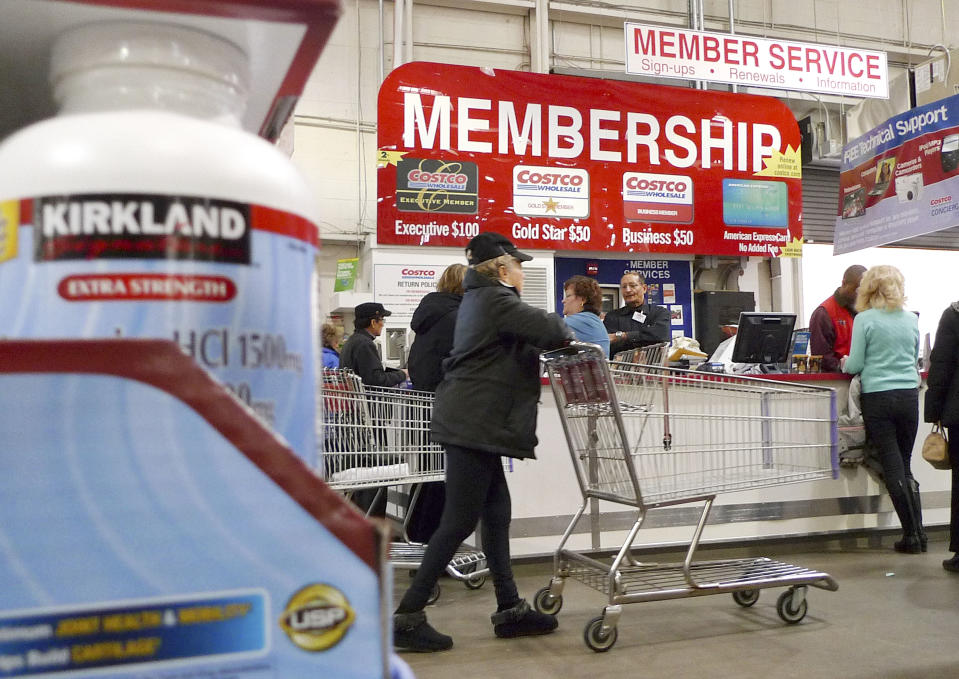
[354,302,392,321]
[465,232,533,266]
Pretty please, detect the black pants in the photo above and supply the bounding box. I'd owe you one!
[947,430,959,553]
[397,444,519,614]
[860,388,919,510]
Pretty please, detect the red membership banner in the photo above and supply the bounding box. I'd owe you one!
[376,62,803,257]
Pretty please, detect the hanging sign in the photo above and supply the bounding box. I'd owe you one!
[625,23,889,99]
[834,93,959,254]
[377,62,802,258]
[334,257,359,291]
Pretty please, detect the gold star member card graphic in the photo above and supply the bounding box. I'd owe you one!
[513,165,590,218]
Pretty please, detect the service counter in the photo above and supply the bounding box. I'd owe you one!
[505,372,949,559]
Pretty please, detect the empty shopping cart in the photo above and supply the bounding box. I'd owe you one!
[534,343,839,652]
[320,369,489,599]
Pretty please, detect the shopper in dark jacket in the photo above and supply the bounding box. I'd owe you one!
[408,264,466,391]
[340,302,407,387]
[394,232,571,652]
[339,302,407,516]
[404,263,466,542]
[924,301,959,572]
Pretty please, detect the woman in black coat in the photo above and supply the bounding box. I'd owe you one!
[393,232,571,652]
[924,301,959,572]
[404,263,466,542]
[408,264,466,391]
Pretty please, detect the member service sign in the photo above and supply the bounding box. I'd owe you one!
[834,93,959,254]
[377,62,803,257]
[625,23,888,99]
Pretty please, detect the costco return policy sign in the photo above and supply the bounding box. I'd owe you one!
[377,62,803,257]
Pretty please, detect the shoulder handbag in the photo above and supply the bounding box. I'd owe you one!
[922,423,951,470]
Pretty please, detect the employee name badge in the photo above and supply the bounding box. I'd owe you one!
[633,311,647,324]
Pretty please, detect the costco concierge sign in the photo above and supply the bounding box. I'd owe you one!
[625,24,889,99]
[377,62,803,257]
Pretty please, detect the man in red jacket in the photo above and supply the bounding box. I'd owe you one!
[809,265,866,372]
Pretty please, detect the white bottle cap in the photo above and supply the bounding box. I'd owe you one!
[50,22,249,113]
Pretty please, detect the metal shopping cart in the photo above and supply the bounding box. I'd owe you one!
[535,343,839,652]
[320,369,489,601]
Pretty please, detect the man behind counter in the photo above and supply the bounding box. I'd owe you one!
[604,272,670,356]
[809,264,866,372]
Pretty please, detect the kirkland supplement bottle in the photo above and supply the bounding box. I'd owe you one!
[0,22,320,464]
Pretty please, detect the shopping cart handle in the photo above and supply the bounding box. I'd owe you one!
[541,341,605,361]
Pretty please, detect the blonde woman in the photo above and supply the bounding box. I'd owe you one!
[842,265,923,553]
[321,322,344,369]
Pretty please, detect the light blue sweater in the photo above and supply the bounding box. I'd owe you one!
[564,311,610,356]
[842,307,919,393]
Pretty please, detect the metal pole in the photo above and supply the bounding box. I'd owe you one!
[378,0,384,82]
[392,0,404,70]
[728,0,738,93]
[541,0,550,74]
[404,0,413,64]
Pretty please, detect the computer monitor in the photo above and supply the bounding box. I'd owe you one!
[731,313,797,370]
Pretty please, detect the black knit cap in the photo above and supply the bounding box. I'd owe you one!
[465,232,532,266]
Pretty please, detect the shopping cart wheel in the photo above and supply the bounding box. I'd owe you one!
[583,616,617,652]
[427,582,441,605]
[464,573,487,590]
[732,589,760,607]
[776,589,807,624]
[533,586,563,615]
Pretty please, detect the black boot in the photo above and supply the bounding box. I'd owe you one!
[394,610,453,652]
[890,480,921,554]
[907,478,928,552]
[491,599,558,639]
[943,554,959,573]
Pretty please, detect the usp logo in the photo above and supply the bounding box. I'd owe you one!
[279,584,355,652]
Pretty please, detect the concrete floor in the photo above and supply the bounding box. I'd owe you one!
[395,534,959,679]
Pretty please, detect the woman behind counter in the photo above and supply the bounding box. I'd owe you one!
[393,231,571,652]
[923,301,959,572]
[842,265,924,553]
[562,275,610,357]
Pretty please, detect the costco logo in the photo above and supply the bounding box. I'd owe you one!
[623,172,694,224]
[513,165,589,218]
[406,170,469,191]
